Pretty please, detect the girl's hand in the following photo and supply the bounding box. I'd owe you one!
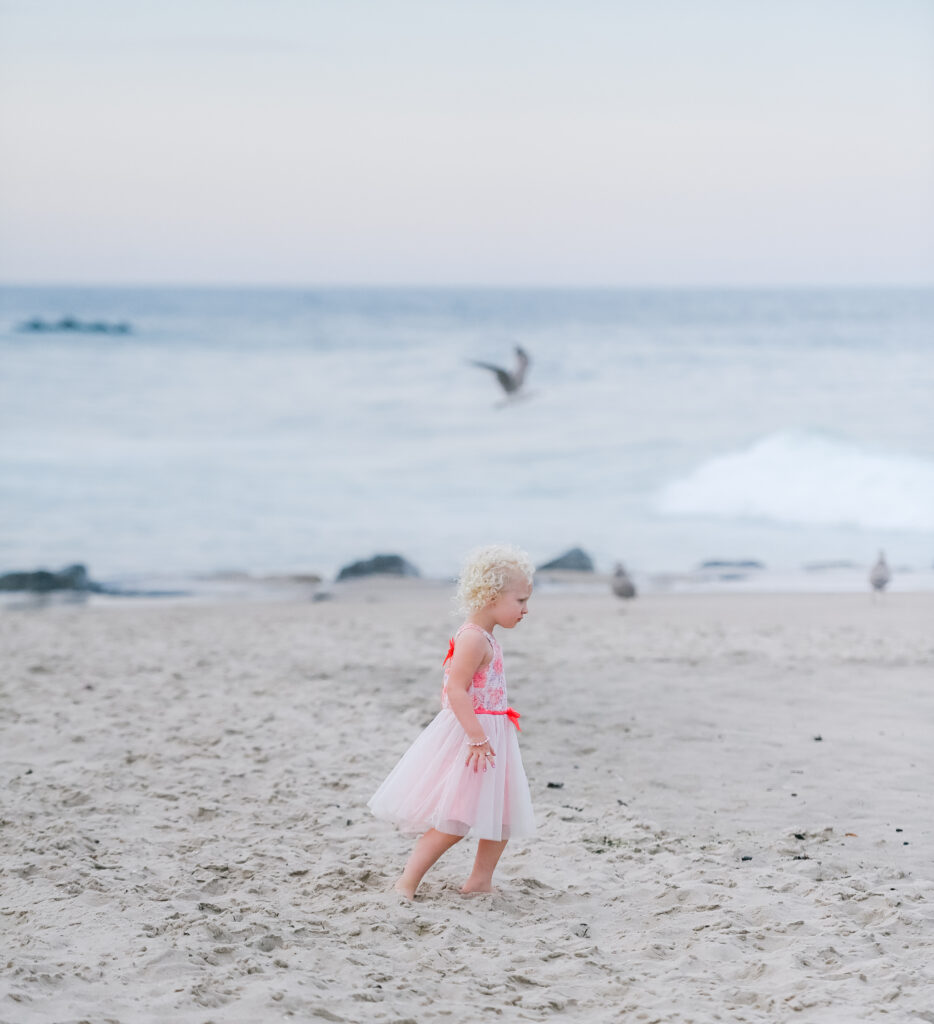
[465,740,496,774]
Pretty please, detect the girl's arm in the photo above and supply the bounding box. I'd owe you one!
[444,631,497,772]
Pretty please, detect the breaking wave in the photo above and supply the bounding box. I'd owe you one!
[658,431,934,532]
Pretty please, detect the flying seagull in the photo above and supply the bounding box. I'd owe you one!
[869,551,891,592]
[471,346,530,396]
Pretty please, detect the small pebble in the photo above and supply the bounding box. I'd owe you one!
[895,828,903,832]
[813,735,822,741]
[547,782,564,789]
[794,832,805,840]
[741,855,752,861]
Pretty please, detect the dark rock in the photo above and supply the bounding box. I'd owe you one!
[0,564,101,593]
[813,735,822,741]
[538,548,594,572]
[546,782,564,789]
[17,317,132,335]
[699,559,765,570]
[0,564,187,598]
[100,585,188,597]
[336,554,420,581]
[741,855,753,861]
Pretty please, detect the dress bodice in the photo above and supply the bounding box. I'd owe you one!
[441,623,508,712]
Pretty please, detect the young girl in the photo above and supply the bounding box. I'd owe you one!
[367,544,536,898]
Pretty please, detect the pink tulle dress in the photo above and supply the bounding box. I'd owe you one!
[367,623,536,841]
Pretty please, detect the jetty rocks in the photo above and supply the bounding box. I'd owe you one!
[699,559,765,570]
[336,554,421,581]
[0,565,186,599]
[538,547,595,572]
[18,317,132,335]
[0,564,103,593]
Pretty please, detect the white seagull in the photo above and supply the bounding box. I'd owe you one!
[611,563,637,599]
[869,551,891,592]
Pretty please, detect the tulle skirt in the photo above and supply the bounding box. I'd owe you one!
[367,708,536,841]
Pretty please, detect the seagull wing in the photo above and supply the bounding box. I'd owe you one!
[512,348,530,389]
[470,360,514,393]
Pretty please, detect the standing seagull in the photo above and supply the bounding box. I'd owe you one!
[471,346,531,397]
[869,551,891,593]
[611,563,637,599]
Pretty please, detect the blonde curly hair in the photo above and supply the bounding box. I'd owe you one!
[456,544,535,613]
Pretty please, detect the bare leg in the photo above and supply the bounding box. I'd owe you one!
[395,829,463,898]
[461,839,508,894]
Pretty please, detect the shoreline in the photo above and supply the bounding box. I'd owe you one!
[3,562,934,611]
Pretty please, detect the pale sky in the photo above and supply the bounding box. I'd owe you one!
[1,0,932,286]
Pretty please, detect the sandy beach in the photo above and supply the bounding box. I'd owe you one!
[2,582,932,1023]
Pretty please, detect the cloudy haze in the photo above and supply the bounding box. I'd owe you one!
[1,0,932,285]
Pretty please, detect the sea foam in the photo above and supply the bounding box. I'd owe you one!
[658,431,934,532]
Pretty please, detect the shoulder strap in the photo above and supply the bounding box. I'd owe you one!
[456,622,496,652]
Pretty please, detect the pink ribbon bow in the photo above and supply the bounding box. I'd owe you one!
[476,707,522,731]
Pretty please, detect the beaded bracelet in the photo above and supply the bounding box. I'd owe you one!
[466,737,489,747]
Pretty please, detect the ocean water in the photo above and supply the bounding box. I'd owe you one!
[1,286,932,591]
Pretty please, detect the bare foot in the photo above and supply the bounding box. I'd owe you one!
[394,879,417,899]
[460,880,496,895]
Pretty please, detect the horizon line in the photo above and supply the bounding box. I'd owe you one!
[2,280,933,292]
